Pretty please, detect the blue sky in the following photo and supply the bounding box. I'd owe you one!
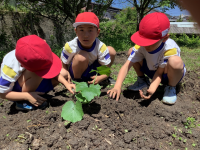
[112,3,190,16]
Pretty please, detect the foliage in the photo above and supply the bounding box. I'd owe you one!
[122,0,178,30]
[99,7,137,51]
[170,33,200,48]
[61,66,111,123]
[8,0,114,24]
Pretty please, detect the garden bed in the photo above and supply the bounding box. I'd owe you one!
[0,51,200,150]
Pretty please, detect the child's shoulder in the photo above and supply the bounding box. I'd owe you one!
[63,37,79,54]
[164,38,180,50]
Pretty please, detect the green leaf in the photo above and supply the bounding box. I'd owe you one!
[81,84,101,102]
[75,82,88,92]
[75,93,88,104]
[61,101,84,123]
[97,66,111,76]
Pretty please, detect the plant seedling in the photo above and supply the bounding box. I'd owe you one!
[27,120,31,123]
[178,137,182,141]
[172,133,177,138]
[184,117,196,128]
[61,66,111,123]
[183,139,187,143]
[6,134,9,137]
[3,116,6,119]
[192,142,196,147]
[124,129,128,133]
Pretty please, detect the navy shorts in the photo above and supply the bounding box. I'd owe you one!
[12,79,54,93]
[140,59,185,85]
[69,59,101,82]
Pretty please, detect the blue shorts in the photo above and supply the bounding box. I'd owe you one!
[12,79,54,93]
[69,59,101,82]
[140,59,185,85]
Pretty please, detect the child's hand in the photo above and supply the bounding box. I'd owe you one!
[107,87,121,101]
[88,75,104,85]
[65,83,76,94]
[26,92,47,107]
[139,89,153,99]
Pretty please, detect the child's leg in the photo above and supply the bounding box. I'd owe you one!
[18,70,43,92]
[71,50,89,79]
[164,56,184,86]
[107,46,116,67]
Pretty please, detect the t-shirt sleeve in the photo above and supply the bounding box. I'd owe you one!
[159,48,179,68]
[61,42,76,65]
[128,45,144,63]
[97,43,111,66]
[0,50,25,93]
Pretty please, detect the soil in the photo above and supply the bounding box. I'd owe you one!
[1,51,200,150]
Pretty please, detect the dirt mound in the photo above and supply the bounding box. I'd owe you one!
[0,51,200,150]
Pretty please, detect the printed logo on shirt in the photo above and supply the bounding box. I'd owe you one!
[2,65,17,78]
[64,43,73,54]
[100,44,107,53]
[0,77,11,87]
[164,48,177,56]
[104,53,110,60]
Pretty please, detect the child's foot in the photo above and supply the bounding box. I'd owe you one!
[15,101,48,111]
[128,76,150,91]
[162,86,177,105]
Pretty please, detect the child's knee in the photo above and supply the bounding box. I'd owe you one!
[73,53,89,64]
[168,56,183,69]
[108,46,116,55]
[19,70,43,92]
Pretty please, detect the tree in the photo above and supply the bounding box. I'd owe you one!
[8,0,115,24]
[122,0,179,31]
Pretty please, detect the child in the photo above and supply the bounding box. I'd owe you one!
[107,12,186,105]
[0,35,75,110]
[60,12,116,85]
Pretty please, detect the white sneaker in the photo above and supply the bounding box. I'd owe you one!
[162,86,177,105]
[128,76,150,91]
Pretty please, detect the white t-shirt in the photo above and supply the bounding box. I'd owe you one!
[61,37,111,66]
[128,38,182,70]
[0,50,25,93]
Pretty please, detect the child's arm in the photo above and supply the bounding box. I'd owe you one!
[107,60,134,101]
[139,67,164,99]
[61,61,71,82]
[55,73,76,94]
[88,72,108,85]
[0,92,46,107]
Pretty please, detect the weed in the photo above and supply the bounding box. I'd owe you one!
[46,110,49,114]
[169,142,172,146]
[124,129,128,133]
[184,117,196,128]
[183,139,187,143]
[6,134,9,137]
[3,116,6,119]
[178,137,182,141]
[172,133,177,138]
[27,120,31,123]
[192,142,196,147]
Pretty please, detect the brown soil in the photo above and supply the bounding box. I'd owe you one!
[0,51,200,150]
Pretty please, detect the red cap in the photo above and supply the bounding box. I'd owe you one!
[131,12,170,46]
[73,12,99,28]
[15,35,62,79]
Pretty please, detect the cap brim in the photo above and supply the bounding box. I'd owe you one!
[73,22,98,28]
[131,31,160,46]
[35,52,62,79]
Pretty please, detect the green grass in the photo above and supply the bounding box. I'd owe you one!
[181,47,200,71]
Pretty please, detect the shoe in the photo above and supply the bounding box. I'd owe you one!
[15,101,48,111]
[128,76,150,91]
[100,77,116,85]
[107,77,116,85]
[162,86,177,105]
